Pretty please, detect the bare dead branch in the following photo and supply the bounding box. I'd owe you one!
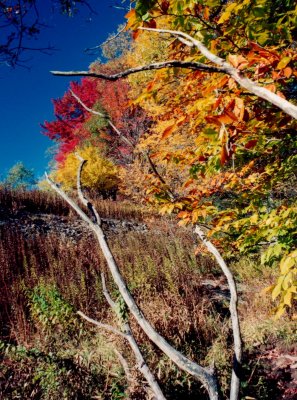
[113,348,134,384]
[45,167,219,399]
[53,29,297,120]
[70,90,134,148]
[101,272,116,309]
[139,27,297,120]
[100,273,166,400]
[75,153,101,225]
[146,151,177,202]
[77,311,127,339]
[194,226,242,400]
[51,60,224,79]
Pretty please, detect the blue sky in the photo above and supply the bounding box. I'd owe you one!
[0,1,126,180]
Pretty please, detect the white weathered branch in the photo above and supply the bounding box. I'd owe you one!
[45,168,219,399]
[140,27,297,120]
[70,90,134,148]
[101,273,166,400]
[51,59,224,79]
[77,310,127,339]
[194,226,242,400]
[53,30,297,120]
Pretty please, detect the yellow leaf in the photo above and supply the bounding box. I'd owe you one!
[274,305,285,319]
[283,291,292,307]
[277,56,291,70]
[280,257,296,275]
[218,3,237,24]
[271,283,282,300]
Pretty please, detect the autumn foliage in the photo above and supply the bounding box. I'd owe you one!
[43,0,297,316]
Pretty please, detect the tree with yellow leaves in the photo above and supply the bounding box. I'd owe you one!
[53,145,119,197]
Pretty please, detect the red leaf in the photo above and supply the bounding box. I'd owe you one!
[148,19,157,29]
[161,1,170,13]
[245,139,257,149]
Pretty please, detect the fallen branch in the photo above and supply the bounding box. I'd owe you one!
[58,156,166,399]
[45,161,219,399]
[101,273,166,400]
[194,226,242,400]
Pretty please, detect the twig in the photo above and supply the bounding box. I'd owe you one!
[70,90,134,148]
[77,311,127,339]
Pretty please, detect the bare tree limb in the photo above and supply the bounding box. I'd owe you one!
[146,151,177,202]
[51,60,224,79]
[139,27,297,120]
[70,90,134,148]
[77,310,127,339]
[84,23,127,54]
[52,29,297,120]
[194,226,242,400]
[45,167,219,399]
[75,153,102,225]
[113,348,134,384]
[100,273,166,400]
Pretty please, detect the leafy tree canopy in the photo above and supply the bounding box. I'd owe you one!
[3,161,36,189]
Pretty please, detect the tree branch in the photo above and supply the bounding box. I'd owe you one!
[70,90,134,148]
[146,151,177,202]
[194,226,242,400]
[100,273,166,400]
[139,27,297,120]
[45,165,219,399]
[77,310,127,339]
[51,60,224,79]
[52,29,297,120]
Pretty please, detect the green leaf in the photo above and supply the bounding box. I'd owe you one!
[277,57,291,70]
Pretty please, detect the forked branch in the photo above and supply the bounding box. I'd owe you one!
[52,28,297,120]
[45,159,219,399]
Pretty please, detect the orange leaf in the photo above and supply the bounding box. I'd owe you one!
[162,124,175,139]
[204,6,210,20]
[234,98,245,121]
[228,54,247,68]
[218,110,237,124]
[177,211,189,219]
[100,132,112,141]
[272,71,281,80]
[217,76,229,89]
[265,84,276,93]
[184,179,194,188]
[125,9,136,19]
[132,30,141,40]
[146,81,155,91]
[283,67,292,78]
[125,9,138,30]
[276,91,286,99]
